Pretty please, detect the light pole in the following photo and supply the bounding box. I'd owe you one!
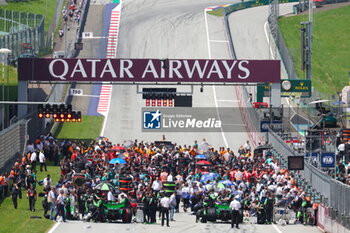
[0,48,11,131]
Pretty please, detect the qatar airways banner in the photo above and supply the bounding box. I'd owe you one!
[18,58,280,83]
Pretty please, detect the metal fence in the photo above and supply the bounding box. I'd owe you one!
[0,9,44,58]
[222,0,350,229]
[0,119,28,173]
[330,179,350,227]
[268,128,350,228]
[0,0,90,171]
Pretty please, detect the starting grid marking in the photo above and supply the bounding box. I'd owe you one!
[97,4,121,116]
[97,84,112,116]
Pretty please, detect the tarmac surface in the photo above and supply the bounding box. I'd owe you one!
[51,1,322,233]
[102,0,249,150]
[51,208,321,233]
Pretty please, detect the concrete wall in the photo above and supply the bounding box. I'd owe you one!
[317,204,350,233]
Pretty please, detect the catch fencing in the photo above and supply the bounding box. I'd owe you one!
[268,128,350,228]
[0,9,44,58]
[222,0,350,229]
[0,0,90,169]
[0,119,28,173]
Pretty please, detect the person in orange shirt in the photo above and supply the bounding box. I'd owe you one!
[21,154,27,165]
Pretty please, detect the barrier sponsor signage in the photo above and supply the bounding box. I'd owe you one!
[18,58,280,83]
[257,79,311,99]
[281,79,311,97]
[320,152,335,168]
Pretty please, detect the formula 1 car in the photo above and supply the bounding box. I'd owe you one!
[104,201,132,223]
[196,202,232,223]
[84,196,132,223]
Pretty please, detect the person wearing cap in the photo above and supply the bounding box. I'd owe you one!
[230,196,241,229]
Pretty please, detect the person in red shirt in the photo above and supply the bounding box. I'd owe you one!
[244,170,252,183]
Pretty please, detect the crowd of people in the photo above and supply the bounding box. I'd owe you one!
[0,134,319,227]
[336,139,350,185]
[59,0,84,39]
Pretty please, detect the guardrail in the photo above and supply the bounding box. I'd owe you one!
[268,128,350,228]
[221,0,350,229]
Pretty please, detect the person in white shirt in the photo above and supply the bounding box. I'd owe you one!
[160,195,170,227]
[43,174,52,188]
[338,142,345,161]
[152,177,162,193]
[30,151,38,171]
[59,184,68,197]
[39,150,47,172]
[230,197,241,229]
[48,187,57,220]
[276,184,284,198]
[167,173,174,182]
[181,183,190,212]
[244,140,251,152]
[175,174,183,184]
[55,190,66,222]
[107,190,115,201]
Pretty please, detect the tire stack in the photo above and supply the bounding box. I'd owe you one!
[342,129,350,141]
[119,176,132,192]
[164,181,176,197]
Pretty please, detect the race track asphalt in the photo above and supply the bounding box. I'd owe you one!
[52,1,321,233]
[103,0,249,151]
